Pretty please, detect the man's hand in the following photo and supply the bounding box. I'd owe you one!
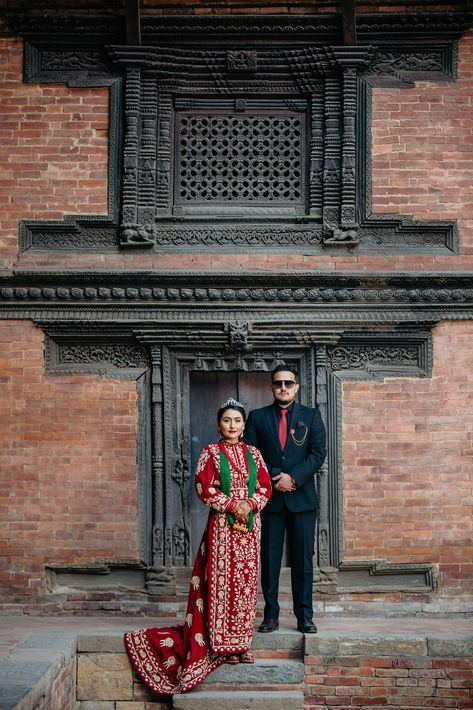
[272,473,296,493]
[234,500,252,523]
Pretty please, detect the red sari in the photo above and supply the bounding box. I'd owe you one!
[124,440,271,695]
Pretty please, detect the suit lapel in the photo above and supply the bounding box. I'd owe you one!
[290,402,302,430]
[285,402,302,453]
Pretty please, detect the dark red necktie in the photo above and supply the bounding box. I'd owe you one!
[278,409,288,450]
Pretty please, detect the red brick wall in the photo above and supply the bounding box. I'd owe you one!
[0,35,109,269]
[371,28,473,257]
[304,653,473,709]
[1,12,473,604]
[0,320,139,598]
[2,322,471,601]
[2,28,473,271]
[343,321,473,597]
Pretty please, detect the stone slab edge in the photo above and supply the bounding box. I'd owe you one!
[1,631,77,710]
[173,689,304,710]
[305,632,473,657]
[77,634,126,653]
[77,629,303,653]
[202,658,304,684]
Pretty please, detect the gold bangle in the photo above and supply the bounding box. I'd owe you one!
[232,521,249,534]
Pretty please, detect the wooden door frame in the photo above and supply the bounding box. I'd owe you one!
[148,344,335,575]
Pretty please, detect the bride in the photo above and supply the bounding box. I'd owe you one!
[124,397,271,695]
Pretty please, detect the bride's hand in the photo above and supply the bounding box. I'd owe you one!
[234,500,251,523]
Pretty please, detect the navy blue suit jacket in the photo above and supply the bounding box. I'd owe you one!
[244,402,326,513]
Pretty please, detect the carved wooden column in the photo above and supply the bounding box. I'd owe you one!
[340,66,357,228]
[155,89,172,217]
[108,47,157,246]
[121,67,142,245]
[314,344,329,563]
[309,86,325,219]
[293,332,342,589]
[322,46,374,245]
[313,343,338,589]
[161,346,191,567]
[138,75,158,227]
[322,77,342,230]
[335,47,375,235]
[149,344,165,565]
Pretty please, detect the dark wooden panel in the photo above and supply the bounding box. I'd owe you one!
[188,371,270,558]
[126,0,141,45]
[341,0,356,45]
[189,372,237,557]
[238,371,273,413]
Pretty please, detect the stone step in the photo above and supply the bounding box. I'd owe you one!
[6,621,473,709]
[0,631,77,710]
[77,628,303,655]
[201,658,304,687]
[172,689,304,710]
[251,628,302,653]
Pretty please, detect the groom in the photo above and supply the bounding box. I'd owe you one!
[244,364,326,633]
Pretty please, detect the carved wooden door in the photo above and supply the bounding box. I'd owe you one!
[188,371,273,559]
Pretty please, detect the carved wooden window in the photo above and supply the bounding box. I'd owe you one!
[174,101,307,216]
[13,13,469,253]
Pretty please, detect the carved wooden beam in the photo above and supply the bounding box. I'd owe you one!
[341,0,356,45]
[126,0,141,46]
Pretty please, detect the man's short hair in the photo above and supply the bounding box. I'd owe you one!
[271,363,298,381]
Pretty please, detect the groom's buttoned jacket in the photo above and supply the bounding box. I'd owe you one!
[244,402,326,513]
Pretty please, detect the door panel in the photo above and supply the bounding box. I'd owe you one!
[188,370,270,558]
[238,371,273,411]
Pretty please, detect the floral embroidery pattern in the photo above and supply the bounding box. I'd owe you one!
[203,443,267,653]
[160,637,174,648]
[124,440,271,694]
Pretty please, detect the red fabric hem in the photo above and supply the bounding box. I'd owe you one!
[124,628,227,695]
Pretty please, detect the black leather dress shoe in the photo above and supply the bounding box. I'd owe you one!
[297,619,318,633]
[257,618,279,633]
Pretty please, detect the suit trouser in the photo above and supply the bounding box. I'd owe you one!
[260,507,316,622]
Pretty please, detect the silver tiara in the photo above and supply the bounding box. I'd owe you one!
[220,397,244,409]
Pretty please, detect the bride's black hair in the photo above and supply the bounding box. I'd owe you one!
[217,403,247,422]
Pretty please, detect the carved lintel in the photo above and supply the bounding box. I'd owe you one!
[331,45,376,70]
[338,560,438,592]
[45,338,150,375]
[294,330,342,346]
[120,224,155,247]
[327,336,431,380]
[322,223,359,245]
[224,321,253,354]
[107,46,152,69]
[227,50,257,74]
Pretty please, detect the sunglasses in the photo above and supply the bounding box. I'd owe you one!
[272,380,297,389]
